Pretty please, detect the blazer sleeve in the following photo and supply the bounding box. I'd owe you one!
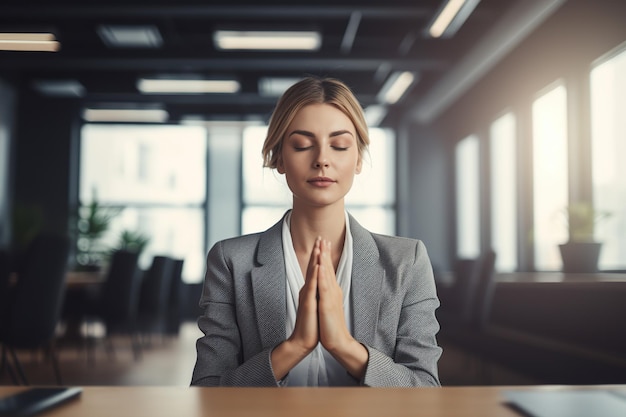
[361,240,442,387]
[191,240,281,386]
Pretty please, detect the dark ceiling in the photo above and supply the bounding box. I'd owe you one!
[0,0,540,126]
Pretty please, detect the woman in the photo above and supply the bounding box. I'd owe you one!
[191,77,442,387]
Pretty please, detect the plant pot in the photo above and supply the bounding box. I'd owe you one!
[558,241,603,273]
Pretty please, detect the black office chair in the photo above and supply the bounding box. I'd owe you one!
[0,249,12,331]
[136,256,175,342]
[83,249,142,361]
[436,257,481,325]
[468,249,497,330]
[165,259,185,336]
[0,233,70,385]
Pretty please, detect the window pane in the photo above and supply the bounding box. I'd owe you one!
[455,135,480,258]
[490,113,518,272]
[80,124,207,283]
[346,128,395,206]
[241,126,396,236]
[242,207,290,235]
[347,207,395,235]
[591,46,626,269]
[532,84,568,270]
[242,126,291,206]
[104,207,205,284]
[80,124,206,205]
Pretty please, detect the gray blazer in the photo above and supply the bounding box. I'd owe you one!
[191,212,442,387]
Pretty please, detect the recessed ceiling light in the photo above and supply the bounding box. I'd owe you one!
[82,108,169,123]
[0,33,60,52]
[180,116,264,128]
[32,80,85,97]
[214,30,321,51]
[258,77,302,96]
[428,0,481,38]
[137,78,240,94]
[97,25,162,48]
[378,71,418,104]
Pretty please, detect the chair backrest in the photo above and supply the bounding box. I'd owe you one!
[99,249,141,325]
[0,249,12,330]
[5,233,70,347]
[469,249,497,330]
[166,258,185,334]
[451,257,481,322]
[138,256,174,316]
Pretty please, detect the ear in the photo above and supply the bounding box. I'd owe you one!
[355,156,362,174]
[277,157,286,174]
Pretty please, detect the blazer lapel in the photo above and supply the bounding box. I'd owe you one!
[349,214,384,347]
[251,216,287,348]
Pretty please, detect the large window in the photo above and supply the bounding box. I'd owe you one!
[532,83,568,271]
[591,45,626,269]
[242,126,396,235]
[490,112,518,272]
[80,124,207,283]
[455,135,480,259]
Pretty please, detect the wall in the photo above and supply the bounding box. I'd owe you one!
[399,122,450,270]
[406,0,626,270]
[433,0,626,141]
[14,88,80,239]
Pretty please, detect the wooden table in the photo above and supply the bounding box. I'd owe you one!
[1,385,625,417]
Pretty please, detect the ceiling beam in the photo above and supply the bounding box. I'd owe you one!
[0,56,447,72]
[0,5,432,19]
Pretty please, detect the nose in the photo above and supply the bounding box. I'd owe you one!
[313,147,329,169]
[313,157,329,169]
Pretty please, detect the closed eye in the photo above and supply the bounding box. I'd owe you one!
[332,146,349,151]
[294,146,313,151]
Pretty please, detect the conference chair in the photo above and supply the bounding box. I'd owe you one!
[136,256,175,343]
[0,233,70,385]
[82,249,142,361]
[165,259,185,336]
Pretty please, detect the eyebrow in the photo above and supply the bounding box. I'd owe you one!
[288,129,354,138]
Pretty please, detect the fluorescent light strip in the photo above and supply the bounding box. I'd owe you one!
[364,105,388,127]
[0,33,60,51]
[82,108,169,123]
[429,0,467,38]
[258,77,302,97]
[214,30,321,51]
[379,71,416,104]
[137,79,240,94]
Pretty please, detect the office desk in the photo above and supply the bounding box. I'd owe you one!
[1,385,625,417]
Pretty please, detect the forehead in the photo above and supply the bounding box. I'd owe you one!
[288,103,355,131]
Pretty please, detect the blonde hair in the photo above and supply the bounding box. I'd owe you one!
[262,77,370,169]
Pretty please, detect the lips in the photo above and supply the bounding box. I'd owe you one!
[307,176,335,187]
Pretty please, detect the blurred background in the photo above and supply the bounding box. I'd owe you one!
[0,0,625,387]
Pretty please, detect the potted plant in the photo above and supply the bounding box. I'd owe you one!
[559,201,611,273]
[75,196,119,271]
[115,229,150,254]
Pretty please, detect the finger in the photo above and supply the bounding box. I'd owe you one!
[305,236,322,282]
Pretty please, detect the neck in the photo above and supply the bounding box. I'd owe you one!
[289,204,346,263]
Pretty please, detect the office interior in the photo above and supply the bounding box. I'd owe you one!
[1,0,625,387]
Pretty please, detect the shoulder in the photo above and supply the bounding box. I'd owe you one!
[214,232,263,253]
[370,233,427,267]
